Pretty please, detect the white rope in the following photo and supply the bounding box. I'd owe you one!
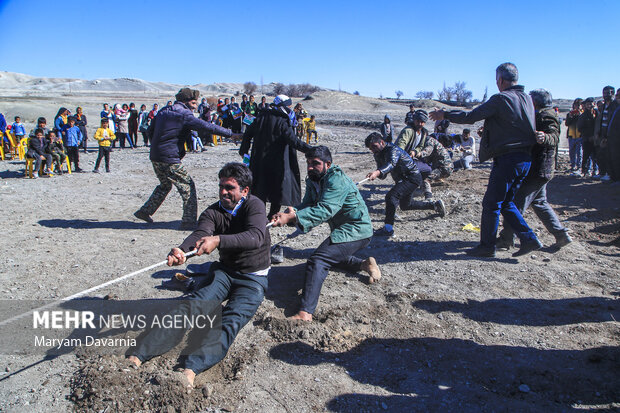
[0,250,197,327]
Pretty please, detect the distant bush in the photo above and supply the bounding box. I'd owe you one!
[271,82,320,98]
[415,91,434,99]
[395,90,404,99]
[273,83,285,95]
[244,82,257,95]
[438,81,473,103]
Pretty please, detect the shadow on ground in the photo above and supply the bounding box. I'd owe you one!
[38,218,181,230]
[412,296,619,326]
[271,338,618,411]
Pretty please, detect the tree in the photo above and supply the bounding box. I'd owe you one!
[415,91,434,99]
[453,81,473,103]
[395,90,404,99]
[298,83,319,96]
[437,82,453,101]
[285,84,299,97]
[482,86,488,102]
[272,83,285,95]
[243,81,257,95]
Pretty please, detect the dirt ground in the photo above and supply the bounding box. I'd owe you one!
[0,116,618,412]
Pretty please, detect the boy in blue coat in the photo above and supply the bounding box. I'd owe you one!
[65,117,83,172]
[11,116,26,142]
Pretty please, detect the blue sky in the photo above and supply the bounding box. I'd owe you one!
[0,0,617,100]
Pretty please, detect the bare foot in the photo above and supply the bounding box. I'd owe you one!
[362,257,381,284]
[288,311,313,322]
[182,369,196,387]
[127,355,142,367]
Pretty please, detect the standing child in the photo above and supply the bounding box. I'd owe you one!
[45,131,66,174]
[65,116,84,172]
[93,118,116,173]
[11,116,26,143]
[306,115,318,143]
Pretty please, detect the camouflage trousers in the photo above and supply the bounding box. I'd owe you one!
[138,161,197,224]
[428,163,453,181]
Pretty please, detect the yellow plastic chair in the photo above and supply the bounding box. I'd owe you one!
[25,155,69,177]
[212,118,224,146]
[19,137,28,161]
[50,154,71,174]
[5,131,23,160]
[25,157,44,178]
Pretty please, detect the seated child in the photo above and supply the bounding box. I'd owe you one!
[46,131,66,174]
[27,128,53,178]
[93,118,116,173]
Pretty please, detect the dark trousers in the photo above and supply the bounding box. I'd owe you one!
[385,179,434,225]
[132,263,267,374]
[300,237,370,314]
[595,144,608,175]
[28,152,52,173]
[581,139,598,174]
[609,139,620,181]
[94,146,111,171]
[232,118,242,133]
[141,131,149,146]
[118,132,134,148]
[480,152,537,248]
[129,130,138,147]
[499,177,568,243]
[66,146,79,170]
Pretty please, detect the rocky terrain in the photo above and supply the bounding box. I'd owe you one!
[0,82,617,412]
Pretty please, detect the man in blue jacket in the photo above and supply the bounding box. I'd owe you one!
[134,88,240,230]
[430,62,542,258]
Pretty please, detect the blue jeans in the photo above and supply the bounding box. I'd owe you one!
[133,262,267,374]
[499,177,568,243]
[454,154,474,170]
[568,138,582,169]
[480,152,538,248]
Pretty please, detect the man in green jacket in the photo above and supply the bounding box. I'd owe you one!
[271,146,381,322]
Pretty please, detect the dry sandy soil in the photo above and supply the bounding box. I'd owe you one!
[0,89,618,412]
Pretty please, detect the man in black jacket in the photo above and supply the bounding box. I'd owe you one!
[365,132,445,237]
[129,163,270,387]
[498,89,572,250]
[430,62,541,258]
[134,88,240,230]
[594,86,619,182]
[239,94,312,219]
[578,98,598,176]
